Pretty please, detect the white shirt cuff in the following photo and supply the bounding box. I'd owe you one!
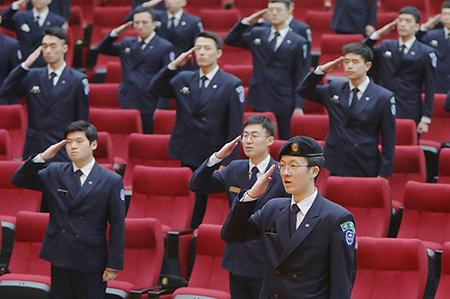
[241,18,251,26]
[11,2,20,10]
[206,153,223,167]
[314,66,325,75]
[420,116,431,124]
[419,25,429,32]
[240,191,259,202]
[167,62,177,70]
[369,32,380,40]
[110,30,118,38]
[32,154,46,163]
[21,63,30,71]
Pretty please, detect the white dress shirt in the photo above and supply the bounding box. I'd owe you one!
[290,188,318,229]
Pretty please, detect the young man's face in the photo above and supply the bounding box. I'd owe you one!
[164,0,185,13]
[133,11,155,39]
[343,52,371,82]
[441,7,450,29]
[267,2,290,27]
[41,35,67,65]
[396,13,419,38]
[194,37,222,68]
[241,124,274,159]
[278,156,318,196]
[65,131,97,163]
[32,0,51,10]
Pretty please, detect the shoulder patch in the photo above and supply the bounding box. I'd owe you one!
[17,49,22,60]
[235,85,245,103]
[82,78,89,95]
[302,44,308,59]
[390,96,396,115]
[340,221,356,246]
[306,28,312,43]
[429,52,437,68]
[169,51,176,62]
[120,189,125,201]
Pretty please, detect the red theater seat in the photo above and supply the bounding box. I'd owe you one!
[89,83,120,108]
[0,105,26,160]
[220,45,253,66]
[395,119,418,145]
[105,61,122,83]
[201,193,229,226]
[421,94,450,146]
[305,10,334,52]
[438,148,450,184]
[233,0,266,16]
[290,114,329,142]
[222,64,253,88]
[435,242,450,299]
[199,9,241,40]
[0,129,12,160]
[94,131,114,165]
[153,109,176,135]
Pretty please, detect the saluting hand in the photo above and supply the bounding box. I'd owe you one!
[40,139,68,162]
[215,136,241,160]
[142,0,162,8]
[422,14,441,30]
[244,9,268,25]
[23,46,42,69]
[247,164,276,199]
[374,20,396,37]
[318,56,344,74]
[169,46,196,69]
[112,21,133,36]
[15,0,29,8]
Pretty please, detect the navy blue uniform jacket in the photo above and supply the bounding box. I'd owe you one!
[0,33,21,85]
[0,65,89,160]
[298,71,396,177]
[12,159,125,272]
[365,37,436,122]
[331,0,377,34]
[149,66,244,167]
[97,34,174,114]
[224,22,309,113]
[1,6,66,66]
[190,157,288,278]
[222,194,356,299]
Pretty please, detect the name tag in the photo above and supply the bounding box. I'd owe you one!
[57,188,69,196]
[229,186,241,193]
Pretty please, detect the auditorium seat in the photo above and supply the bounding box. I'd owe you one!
[376,12,398,41]
[0,129,12,160]
[388,146,426,209]
[293,0,330,20]
[0,105,26,160]
[0,211,51,299]
[325,177,391,237]
[397,181,450,251]
[127,165,194,278]
[94,131,114,165]
[106,218,164,299]
[105,61,122,83]
[199,9,241,40]
[153,109,176,135]
[438,148,450,184]
[303,99,327,114]
[305,10,334,52]
[91,6,132,46]
[232,0,266,17]
[185,0,224,15]
[379,0,429,18]
[69,6,88,43]
[201,193,229,226]
[72,0,96,23]
[220,45,253,66]
[435,242,450,299]
[171,224,230,299]
[290,114,329,142]
[243,111,278,139]
[351,237,428,299]
[90,108,143,161]
[396,119,418,145]
[222,64,253,88]
[89,83,120,108]
[421,94,450,146]
[123,134,181,190]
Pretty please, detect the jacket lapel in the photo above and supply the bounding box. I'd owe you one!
[43,66,72,112]
[349,80,375,118]
[39,68,54,106]
[196,70,222,111]
[132,35,158,68]
[276,194,323,266]
[69,163,103,210]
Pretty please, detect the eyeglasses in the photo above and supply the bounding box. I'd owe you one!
[241,134,269,141]
[276,163,310,173]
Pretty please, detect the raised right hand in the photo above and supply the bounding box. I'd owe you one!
[23,46,42,69]
[14,0,29,8]
[112,21,133,36]
[247,164,276,199]
[318,56,344,74]
[244,9,268,25]
[374,20,396,37]
[215,136,241,160]
[169,46,196,69]
[40,140,68,161]
[142,0,162,7]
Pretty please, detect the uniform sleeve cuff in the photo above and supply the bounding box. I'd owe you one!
[206,153,223,167]
[11,2,19,10]
[32,154,46,163]
[420,116,431,124]
[314,67,325,75]
[369,32,380,40]
[21,62,30,71]
[241,18,251,26]
[241,191,259,202]
[167,63,177,70]
[109,30,119,38]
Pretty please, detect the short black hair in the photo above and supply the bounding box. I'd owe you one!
[399,6,421,23]
[65,120,98,143]
[442,1,450,9]
[43,27,67,44]
[305,156,326,168]
[195,31,223,49]
[243,115,275,137]
[343,43,374,62]
[133,6,156,21]
[269,0,291,9]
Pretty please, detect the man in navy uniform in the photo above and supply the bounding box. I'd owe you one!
[418,1,450,94]
[26,0,71,20]
[0,27,89,161]
[365,6,436,134]
[149,31,244,228]
[298,43,396,177]
[330,0,377,35]
[190,115,288,298]
[12,120,125,299]
[1,0,67,67]
[97,6,174,134]
[222,136,356,299]
[0,17,22,86]
[225,0,309,140]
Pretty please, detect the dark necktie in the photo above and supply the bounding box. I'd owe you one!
[139,40,146,50]
[269,31,280,51]
[48,72,57,85]
[74,169,83,187]
[168,16,176,28]
[248,166,259,188]
[34,15,40,25]
[290,204,300,237]
[200,75,208,89]
[399,44,407,55]
[447,32,450,40]
[349,87,359,110]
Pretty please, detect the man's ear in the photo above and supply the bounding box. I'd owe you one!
[91,140,98,151]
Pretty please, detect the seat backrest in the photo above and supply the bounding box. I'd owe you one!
[421,94,450,143]
[388,146,426,207]
[128,166,194,230]
[318,34,363,65]
[290,114,329,141]
[0,105,25,160]
[325,177,391,237]
[94,131,114,164]
[243,111,278,138]
[352,237,428,299]
[397,181,450,246]
[293,0,329,19]
[153,109,176,135]
[199,9,241,32]
[379,0,428,16]
[89,83,120,108]
[220,45,253,66]
[123,134,181,188]
[303,99,327,114]
[435,242,450,299]
[439,148,450,184]
[114,218,164,290]
[305,10,333,50]
[105,61,122,83]
[91,6,132,44]
[395,119,418,145]
[201,193,230,225]
[0,129,12,160]
[9,211,50,275]
[188,224,229,292]
[0,161,41,217]
[233,0,266,16]
[90,108,142,161]
[222,64,253,88]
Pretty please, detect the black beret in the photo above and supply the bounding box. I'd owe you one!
[269,0,292,4]
[278,136,323,160]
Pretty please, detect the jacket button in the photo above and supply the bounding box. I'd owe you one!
[274,270,280,275]
[61,229,66,233]
[76,234,80,238]
[292,274,298,278]
[354,143,358,148]
[201,117,206,121]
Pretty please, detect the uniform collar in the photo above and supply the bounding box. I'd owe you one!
[199,65,219,81]
[291,188,317,217]
[33,7,49,23]
[72,158,96,177]
[444,27,450,39]
[270,25,290,40]
[398,36,416,52]
[47,62,66,78]
[349,75,370,94]
[248,154,271,176]
[138,31,156,45]
[167,9,183,21]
